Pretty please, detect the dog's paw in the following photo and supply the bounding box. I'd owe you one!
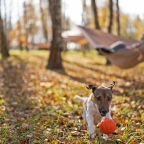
[90,132,96,139]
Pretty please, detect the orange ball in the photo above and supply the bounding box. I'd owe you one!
[98,118,116,134]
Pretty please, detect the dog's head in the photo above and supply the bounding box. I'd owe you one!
[87,81,115,117]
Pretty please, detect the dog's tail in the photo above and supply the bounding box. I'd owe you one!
[74,95,87,103]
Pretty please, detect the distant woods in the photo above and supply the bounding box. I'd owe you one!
[40,0,49,42]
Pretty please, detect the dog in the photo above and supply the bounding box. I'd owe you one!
[75,81,115,139]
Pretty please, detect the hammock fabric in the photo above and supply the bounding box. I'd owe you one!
[78,26,144,69]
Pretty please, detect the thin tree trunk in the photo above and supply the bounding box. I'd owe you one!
[23,2,29,51]
[47,0,63,70]
[17,6,23,50]
[17,19,23,51]
[106,0,113,64]
[0,0,9,58]
[107,0,113,33]
[7,0,12,31]
[82,0,87,26]
[40,0,48,42]
[3,0,7,28]
[91,0,101,29]
[116,0,120,35]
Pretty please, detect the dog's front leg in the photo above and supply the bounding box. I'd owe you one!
[86,112,96,139]
[86,103,96,139]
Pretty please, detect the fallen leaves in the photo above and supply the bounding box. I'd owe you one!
[0,51,143,143]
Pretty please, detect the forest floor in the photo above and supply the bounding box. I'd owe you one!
[0,50,144,144]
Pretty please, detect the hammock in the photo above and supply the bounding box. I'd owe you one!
[78,26,144,69]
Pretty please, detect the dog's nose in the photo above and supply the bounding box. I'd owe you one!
[100,109,108,116]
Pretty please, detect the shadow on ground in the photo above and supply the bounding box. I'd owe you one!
[0,56,41,143]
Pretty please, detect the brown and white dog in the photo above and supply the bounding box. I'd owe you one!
[75,82,115,139]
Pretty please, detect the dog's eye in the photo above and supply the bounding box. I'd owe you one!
[107,97,112,101]
[96,97,101,101]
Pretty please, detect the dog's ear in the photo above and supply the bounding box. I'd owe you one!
[109,81,116,90]
[86,84,97,93]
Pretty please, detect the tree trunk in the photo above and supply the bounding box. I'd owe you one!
[23,2,29,51]
[82,0,87,26]
[47,0,63,70]
[91,0,101,29]
[18,21,24,50]
[0,0,9,58]
[116,0,120,35]
[3,0,7,29]
[107,0,113,33]
[40,0,48,42]
[7,0,13,31]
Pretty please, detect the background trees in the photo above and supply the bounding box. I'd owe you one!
[116,0,120,35]
[107,0,113,33]
[0,0,144,66]
[40,0,49,42]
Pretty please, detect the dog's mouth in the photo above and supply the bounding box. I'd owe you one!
[100,113,107,117]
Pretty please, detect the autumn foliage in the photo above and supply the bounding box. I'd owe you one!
[0,51,143,143]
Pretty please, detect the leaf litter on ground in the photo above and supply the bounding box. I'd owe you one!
[0,51,143,143]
